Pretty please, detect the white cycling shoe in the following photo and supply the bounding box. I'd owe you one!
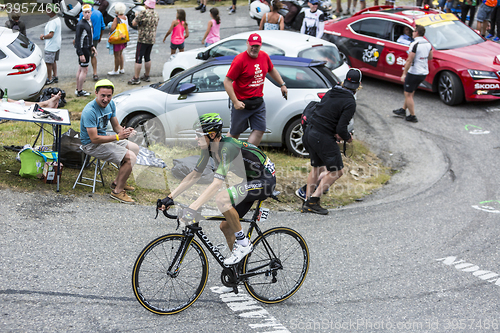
[224,242,253,266]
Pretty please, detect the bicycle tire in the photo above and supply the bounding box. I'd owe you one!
[132,234,208,315]
[242,227,309,303]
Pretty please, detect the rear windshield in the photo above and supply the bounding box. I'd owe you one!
[7,33,35,58]
[298,46,344,71]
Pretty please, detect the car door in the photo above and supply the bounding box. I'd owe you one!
[346,18,392,76]
[380,22,414,82]
[164,64,232,141]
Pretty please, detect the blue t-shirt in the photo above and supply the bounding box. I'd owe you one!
[80,99,116,145]
[79,8,105,40]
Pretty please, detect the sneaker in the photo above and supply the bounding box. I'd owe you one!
[493,37,500,42]
[108,70,120,75]
[228,8,236,14]
[405,115,418,123]
[224,242,253,265]
[140,74,150,82]
[219,286,235,293]
[119,69,125,74]
[301,197,328,215]
[393,108,406,117]
[110,190,135,203]
[195,3,203,9]
[93,74,99,81]
[45,78,55,85]
[110,182,135,191]
[295,185,306,202]
[200,5,206,13]
[227,5,233,10]
[75,90,90,97]
[53,76,58,83]
[128,77,141,85]
[486,33,494,39]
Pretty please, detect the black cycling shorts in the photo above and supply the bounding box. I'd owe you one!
[404,73,427,93]
[135,42,153,64]
[78,48,91,67]
[304,125,343,172]
[227,171,276,218]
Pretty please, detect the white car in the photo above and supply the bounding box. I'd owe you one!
[0,27,47,100]
[162,30,349,82]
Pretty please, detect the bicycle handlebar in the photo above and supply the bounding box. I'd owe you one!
[155,199,178,220]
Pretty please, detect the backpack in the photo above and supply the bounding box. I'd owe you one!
[301,101,318,131]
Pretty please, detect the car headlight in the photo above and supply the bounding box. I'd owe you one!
[112,94,130,106]
[468,70,498,80]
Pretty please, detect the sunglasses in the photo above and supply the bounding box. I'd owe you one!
[195,132,209,138]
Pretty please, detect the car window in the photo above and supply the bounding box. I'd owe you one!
[174,65,230,94]
[350,19,392,40]
[268,65,329,89]
[7,33,35,58]
[424,20,484,50]
[0,49,6,60]
[298,46,343,70]
[209,40,285,58]
[392,23,413,44]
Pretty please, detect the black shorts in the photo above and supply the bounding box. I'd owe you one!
[78,48,91,67]
[404,73,427,93]
[135,42,153,64]
[304,125,343,172]
[227,171,276,218]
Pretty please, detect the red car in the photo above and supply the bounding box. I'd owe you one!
[323,6,500,105]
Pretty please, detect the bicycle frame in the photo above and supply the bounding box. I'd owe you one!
[166,199,281,282]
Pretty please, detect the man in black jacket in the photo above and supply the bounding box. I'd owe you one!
[301,68,361,215]
[74,4,95,97]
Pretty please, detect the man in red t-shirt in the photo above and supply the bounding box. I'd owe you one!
[223,33,288,146]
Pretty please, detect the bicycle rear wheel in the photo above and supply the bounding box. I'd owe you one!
[132,234,208,315]
[242,227,309,303]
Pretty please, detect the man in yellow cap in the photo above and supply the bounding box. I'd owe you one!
[80,79,140,203]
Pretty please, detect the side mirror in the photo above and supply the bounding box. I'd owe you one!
[178,83,196,99]
[196,51,204,60]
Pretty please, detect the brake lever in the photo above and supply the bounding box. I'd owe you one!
[155,199,162,219]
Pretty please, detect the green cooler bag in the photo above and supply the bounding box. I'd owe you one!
[19,148,58,179]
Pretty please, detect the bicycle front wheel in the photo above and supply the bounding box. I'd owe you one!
[132,234,208,315]
[242,227,309,303]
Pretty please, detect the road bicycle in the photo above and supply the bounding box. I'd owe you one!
[132,194,310,315]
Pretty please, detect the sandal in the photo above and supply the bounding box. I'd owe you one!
[93,74,99,81]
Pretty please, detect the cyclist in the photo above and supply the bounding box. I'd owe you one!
[159,113,276,266]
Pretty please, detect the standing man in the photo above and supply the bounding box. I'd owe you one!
[393,25,433,123]
[129,0,159,85]
[477,0,497,37]
[40,4,61,85]
[300,0,325,39]
[5,12,26,36]
[75,4,96,97]
[223,33,288,146]
[79,2,106,81]
[301,68,361,215]
[80,79,140,204]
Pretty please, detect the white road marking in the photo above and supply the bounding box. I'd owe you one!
[436,256,500,285]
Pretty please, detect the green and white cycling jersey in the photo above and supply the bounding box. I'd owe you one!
[194,136,275,180]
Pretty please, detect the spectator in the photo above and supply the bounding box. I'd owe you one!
[416,0,433,8]
[201,8,221,47]
[486,0,500,41]
[393,25,433,123]
[228,0,237,14]
[79,2,106,81]
[357,0,379,12]
[300,68,362,215]
[259,0,285,30]
[477,0,498,38]
[5,12,26,36]
[162,9,189,55]
[107,2,128,75]
[40,4,62,85]
[75,4,95,97]
[461,0,478,27]
[223,33,288,146]
[80,79,139,204]
[129,0,159,85]
[300,0,326,39]
[397,26,414,45]
[195,0,207,13]
[282,1,300,28]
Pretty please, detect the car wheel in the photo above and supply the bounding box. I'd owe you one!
[126,114,165,147]
[64,17,78,31]
[127,12,138,30]
[438,71,464,106]
[285,118,309,157]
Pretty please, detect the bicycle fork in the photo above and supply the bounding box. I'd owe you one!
[166,227,197,278]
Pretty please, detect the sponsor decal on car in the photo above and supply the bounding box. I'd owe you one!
[396,57,406,66]
[386,53,395,65]
[362,45,380,63]
[415,13,458,26]
[475,83,500,90]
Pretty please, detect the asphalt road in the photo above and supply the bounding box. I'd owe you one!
[2,4,500,333]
